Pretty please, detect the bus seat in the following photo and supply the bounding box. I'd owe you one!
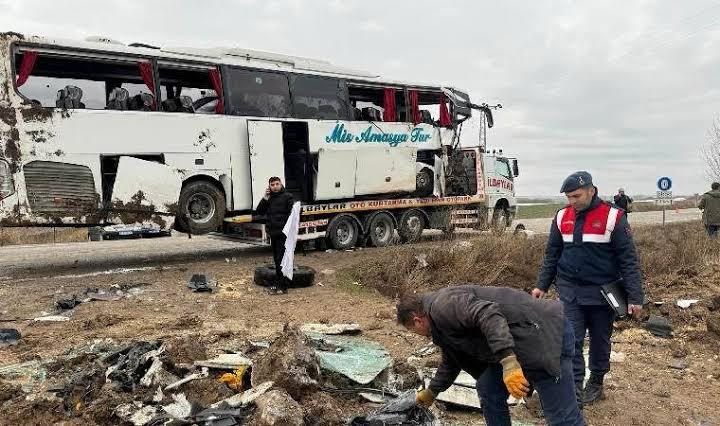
[129,93,155,111]
[361,107,382,122]
[108,87,129,110]
[353,107,362,120]
[420,110,433,125]
[178,96,194,112]
[56,85,85,109]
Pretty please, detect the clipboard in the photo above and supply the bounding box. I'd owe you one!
[601,280,628,318]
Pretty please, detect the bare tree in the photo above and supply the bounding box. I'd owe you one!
[702,117,720,182]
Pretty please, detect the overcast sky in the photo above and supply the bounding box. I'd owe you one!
[2,0,719,196]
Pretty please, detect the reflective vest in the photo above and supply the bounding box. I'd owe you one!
[555,203,621,244]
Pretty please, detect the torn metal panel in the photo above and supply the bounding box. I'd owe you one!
[109,157,181,229]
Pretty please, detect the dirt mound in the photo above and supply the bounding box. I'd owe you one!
[302,391,347,425]
[251,326,322,401]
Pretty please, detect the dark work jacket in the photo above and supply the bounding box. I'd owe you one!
[613,194,633,211]
[422,285,565,394]
[536,195,644,305]
[255,189,294,237]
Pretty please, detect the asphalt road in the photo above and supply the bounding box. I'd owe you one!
[0,208,701,278]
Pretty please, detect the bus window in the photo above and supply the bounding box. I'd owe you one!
[158,65,223,114]
[348,85,406,122]
[224,67,291,118]
[289,75,349,120]
[13,51,154,110]
[412,90,452,127]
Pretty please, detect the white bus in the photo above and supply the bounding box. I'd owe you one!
[0,32,518,247]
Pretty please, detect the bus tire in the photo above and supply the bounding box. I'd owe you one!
[254,264,316,288]
[398,209,425,243]
[367,212,395,247]
[177,180,226,235]
[326,214,359,250]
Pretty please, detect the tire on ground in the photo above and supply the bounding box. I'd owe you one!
[176,180,226,235]
[253,264,316,288]
[326,214,359,250]
[367,212,396,247]
[397,209,425,243]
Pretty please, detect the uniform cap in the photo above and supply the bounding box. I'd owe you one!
[560,171,593,193]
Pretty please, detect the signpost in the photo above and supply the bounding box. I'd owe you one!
[655,177,673,225]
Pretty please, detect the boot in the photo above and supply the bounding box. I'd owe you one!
[582,374,605,405]
[575,382,584,410]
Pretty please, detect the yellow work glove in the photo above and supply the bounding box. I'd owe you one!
[416,388,437,407]
[500,355,530,398]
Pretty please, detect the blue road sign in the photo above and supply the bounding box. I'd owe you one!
[657,176,672,191]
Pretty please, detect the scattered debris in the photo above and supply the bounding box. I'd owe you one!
[33,314,70,322]
[194,353,253,370]
[106,341,165,391]
[676,299,700,309]
[0,360,48,392]
[308,333,391,385]
[422,369,481,409]
[187,274,215,293]
[165,368,210,391]
[321,269,336,275]
[253,389,304,426]
[219,366,250,391]
[0,328,20,347]
[163,393,194,419]
[55,295,81,311]
[115,402,159,426]
[300,323,362,336]
[668,359,689,370]
[351,390,437,425]
[211,381,274,408]
[610,351,626,363]
[645,315,672,338]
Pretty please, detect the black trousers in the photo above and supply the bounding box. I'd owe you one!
[270,233,289,289]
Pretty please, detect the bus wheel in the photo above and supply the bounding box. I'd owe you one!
[326,214,359,250]
[177,181,226,234]
[368,212,395,247]
[398,209,425,243]
[414,168,434,197]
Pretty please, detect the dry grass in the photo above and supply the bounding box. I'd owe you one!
[0,227,88,246]
[348,221,720,323]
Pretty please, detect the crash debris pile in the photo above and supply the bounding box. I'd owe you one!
[0,324,444,425]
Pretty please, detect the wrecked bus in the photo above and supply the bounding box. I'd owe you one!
[0,32,518,247]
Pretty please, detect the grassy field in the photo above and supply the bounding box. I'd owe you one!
[517,197,699,219]
[516,203,565,219]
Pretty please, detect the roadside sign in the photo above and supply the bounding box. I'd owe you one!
[655,199,672,206]
[657,177,672,191]
[656,190,672,199]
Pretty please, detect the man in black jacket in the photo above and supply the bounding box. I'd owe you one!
[256,177,295,295]
[398,286,585,426]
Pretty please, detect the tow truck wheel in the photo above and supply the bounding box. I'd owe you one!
[326,214,359,250]
[492,207,509,232]
[367,212,395,247]
[176,181,226,234]
[398,210,425,243]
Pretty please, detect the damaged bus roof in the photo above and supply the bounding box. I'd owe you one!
[9,33,461,92]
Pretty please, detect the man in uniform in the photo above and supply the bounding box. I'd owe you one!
[398,286,585,426]
[532,171,644,406]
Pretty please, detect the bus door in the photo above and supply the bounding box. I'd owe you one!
[247,120,286,207]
